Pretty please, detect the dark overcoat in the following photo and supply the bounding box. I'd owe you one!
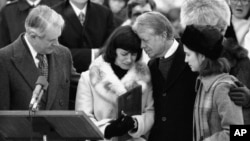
[148,44,198,141]
[53,0,115,73]
[0,34,77,110]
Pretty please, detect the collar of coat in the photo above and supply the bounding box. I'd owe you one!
[198,73,237,93]
[88,56,151,96]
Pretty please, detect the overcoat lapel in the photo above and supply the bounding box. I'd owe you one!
[149,58,166,94]
[63,1,83,35]
[45,53,61,109]
[11,35,39,90]
[164,44,187,90]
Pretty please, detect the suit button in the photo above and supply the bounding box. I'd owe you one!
[162,93,166,96]
[162,116,167,122]
[59,100,64,106]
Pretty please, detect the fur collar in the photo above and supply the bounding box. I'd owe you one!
[89,56,151,98]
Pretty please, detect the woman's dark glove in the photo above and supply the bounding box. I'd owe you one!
[119,115,136,132]
[104,115,136,139]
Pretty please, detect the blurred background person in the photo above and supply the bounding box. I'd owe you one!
[54,0,115,73]
[75,26,154,141]
[122,0,156,26]
[103,0,128,27]
[225,0,250,58]
[155,0,183,14]
[0,0,62,48]
[164,7,182,38]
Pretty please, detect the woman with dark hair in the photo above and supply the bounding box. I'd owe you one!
[182,25,244,141]
[75,26,154,141]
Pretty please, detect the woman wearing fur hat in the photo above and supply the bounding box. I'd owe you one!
[182,25,244,141]
[75,26,154,141]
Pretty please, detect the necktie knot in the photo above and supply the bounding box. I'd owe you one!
[36,53,44,60]
[36,53,48,79]
[78,12,85,26]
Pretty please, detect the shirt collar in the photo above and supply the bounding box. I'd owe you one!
[24,34,38,60]
[69,1,87,16]
[26,0,41,6]
[164,39,179,58]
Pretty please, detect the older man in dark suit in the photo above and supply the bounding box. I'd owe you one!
[53,0,115,73]
[0,5,79,110]
[0,0,62,48]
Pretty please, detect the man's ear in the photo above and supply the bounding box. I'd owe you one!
[162,31,168,39]
[27,29,38,39]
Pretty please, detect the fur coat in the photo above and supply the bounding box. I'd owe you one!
[75,56,154,141]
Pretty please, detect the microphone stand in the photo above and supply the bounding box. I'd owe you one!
[29,89,48,141]
[31,89,44,112]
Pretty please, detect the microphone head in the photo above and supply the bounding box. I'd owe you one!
[36,76,49,90]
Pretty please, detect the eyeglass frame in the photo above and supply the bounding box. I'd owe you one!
[230,0,250,6]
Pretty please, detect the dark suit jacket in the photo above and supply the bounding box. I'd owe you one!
[0,34,78,110]
[53,0,115,73]
[0,0,61,48]
[148,43,198,141]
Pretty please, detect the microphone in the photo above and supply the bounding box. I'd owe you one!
[29,76,49,111]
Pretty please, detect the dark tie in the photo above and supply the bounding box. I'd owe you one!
[36,53,48,79]
[78,12,85,26]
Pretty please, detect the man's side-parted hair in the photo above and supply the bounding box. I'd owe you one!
[180,0,231,31]
[25,5,65,37]
[132,11,175,40]
[102,25,142,64]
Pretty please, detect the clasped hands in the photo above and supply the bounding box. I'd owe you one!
[104,113,137,139]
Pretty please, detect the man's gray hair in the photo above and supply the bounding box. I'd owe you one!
[180,0,231,31]
[25,5,64,37]
[133,11,175,39]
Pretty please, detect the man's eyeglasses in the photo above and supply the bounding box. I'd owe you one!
[230,0,250,5]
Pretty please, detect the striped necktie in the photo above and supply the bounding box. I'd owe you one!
[36,53,48,79]
[78,12,85,26]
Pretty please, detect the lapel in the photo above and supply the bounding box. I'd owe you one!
[63,1,83,36]
[149,58,166,94]
[45,50,61,109]
[164,43,187,90]
[11,35,39,90]
[17,0,33,11]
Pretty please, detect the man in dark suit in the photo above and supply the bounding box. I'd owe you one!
[0,0,62,48]
[0,5,79,110]
[53,0,115,73]
[132,11,197,141]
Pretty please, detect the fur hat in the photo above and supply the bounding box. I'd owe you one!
[181,25,223,60]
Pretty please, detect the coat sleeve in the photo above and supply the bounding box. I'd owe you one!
[129,84,155,138]
[75,71,112,134]
[204,83,243,141]
[0,54,10,109]
[0,8,11,48]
